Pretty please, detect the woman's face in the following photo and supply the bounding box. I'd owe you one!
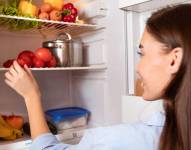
[136,29,173,100]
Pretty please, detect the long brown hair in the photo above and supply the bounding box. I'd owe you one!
[146,4,191,150]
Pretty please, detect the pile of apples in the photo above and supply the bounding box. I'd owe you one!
[19,0,78,23]
[3,48,57,68]
[2,114,24,131]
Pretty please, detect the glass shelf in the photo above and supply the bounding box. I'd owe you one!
[0,15,98,36]
[0,64,107,71]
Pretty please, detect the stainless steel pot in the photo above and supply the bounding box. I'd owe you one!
[69,39,83,67]
[43,33,83,67]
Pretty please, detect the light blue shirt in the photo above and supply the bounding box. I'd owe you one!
[30,111,165,150]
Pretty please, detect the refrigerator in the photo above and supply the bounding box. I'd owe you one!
[0,0,126,149]
[0,0,186,149]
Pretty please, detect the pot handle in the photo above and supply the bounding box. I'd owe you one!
[57,32,72,41]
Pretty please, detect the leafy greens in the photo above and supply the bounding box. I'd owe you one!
[0,0,40,30]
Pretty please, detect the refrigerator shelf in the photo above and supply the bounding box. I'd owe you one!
[0,15,98,35]
[0,64,107,71]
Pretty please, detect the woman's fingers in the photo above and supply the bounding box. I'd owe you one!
[4,71,14,82]
[9,65,18,77]
[4,79,14,88]
[24,65,34,79]
[13,61,24,74]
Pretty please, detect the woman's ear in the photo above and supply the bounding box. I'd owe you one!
[168,47,183,74]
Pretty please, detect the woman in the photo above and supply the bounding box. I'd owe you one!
[4,4,191,150]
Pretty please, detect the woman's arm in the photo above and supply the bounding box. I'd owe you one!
[4,61,50,139]
[24,94,50,139]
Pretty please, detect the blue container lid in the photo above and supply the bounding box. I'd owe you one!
[45,107,90,123]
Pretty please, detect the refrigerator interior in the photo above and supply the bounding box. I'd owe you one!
[0,0,127,148]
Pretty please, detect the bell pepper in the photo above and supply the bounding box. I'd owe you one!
[62,3,78,23]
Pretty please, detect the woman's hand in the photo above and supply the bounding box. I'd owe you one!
[4,61,50,139]
[4,61,41,100]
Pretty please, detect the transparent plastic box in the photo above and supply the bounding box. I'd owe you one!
[45,107,90,130]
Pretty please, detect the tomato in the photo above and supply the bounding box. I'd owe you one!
[17,56,33,67]
[46,56,57,67]
[35,48,52,62]
[18,50,35,59]
[33,57,45,68]
[17,50,34,67]
[3,59,14,68]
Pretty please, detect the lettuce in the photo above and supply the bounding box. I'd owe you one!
[0,0,40,30]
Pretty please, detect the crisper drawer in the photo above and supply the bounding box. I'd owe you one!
[0,126,86,150]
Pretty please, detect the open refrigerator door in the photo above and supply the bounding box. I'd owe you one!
[119,0,191,123]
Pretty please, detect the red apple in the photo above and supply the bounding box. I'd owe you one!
[5,115,24,130]
[33,57,45,68]
[46,56,57,67]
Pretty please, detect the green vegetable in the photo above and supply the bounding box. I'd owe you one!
[0,0,40,31]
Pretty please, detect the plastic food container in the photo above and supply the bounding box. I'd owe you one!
[45,107,90,130]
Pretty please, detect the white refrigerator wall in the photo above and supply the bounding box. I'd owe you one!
[72,0,127,126]
[0,0,126,126]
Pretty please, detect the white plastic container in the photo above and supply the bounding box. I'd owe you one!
[45,107,90,130]
[55,115,88,130]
